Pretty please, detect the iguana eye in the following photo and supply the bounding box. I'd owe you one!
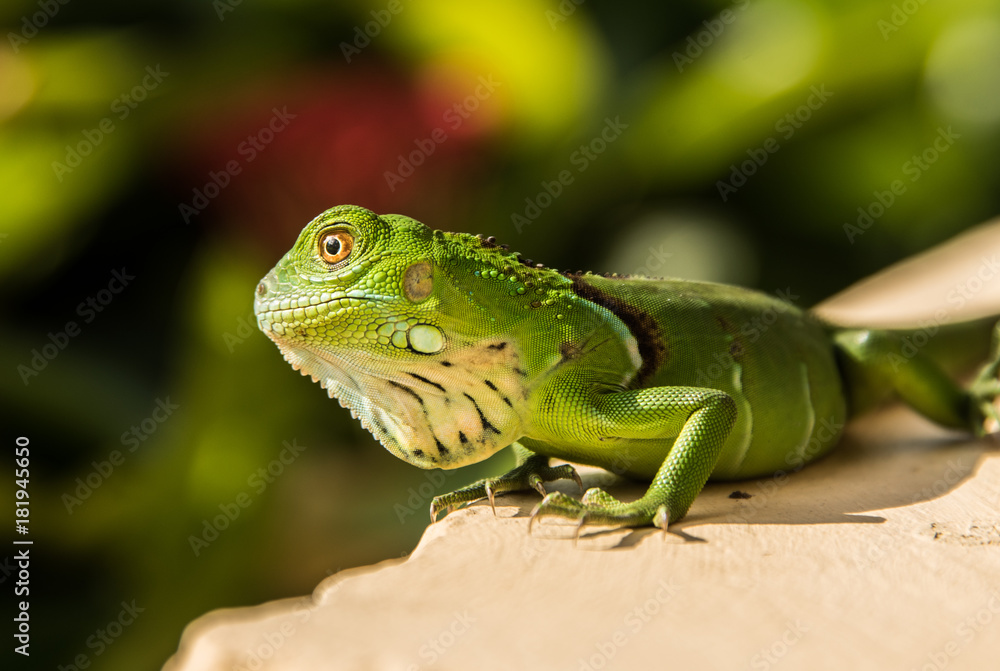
[319,229,353,264]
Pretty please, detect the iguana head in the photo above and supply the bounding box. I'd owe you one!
[255,205,531,469]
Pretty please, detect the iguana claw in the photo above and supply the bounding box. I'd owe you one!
[653,504,671,539]
[527,464,583,498]
[485,482,497,515]
[574,514,590,543]
[429,500,454,524]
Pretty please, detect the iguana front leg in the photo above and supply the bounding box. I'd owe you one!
[530,387,737,532]
[429,442,582,522]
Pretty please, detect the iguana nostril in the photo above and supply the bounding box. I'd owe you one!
[256,271,278,299]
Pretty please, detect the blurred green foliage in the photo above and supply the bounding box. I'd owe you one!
[1,0,998,668]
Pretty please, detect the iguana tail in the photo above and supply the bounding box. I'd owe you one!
[812,216,1000,435]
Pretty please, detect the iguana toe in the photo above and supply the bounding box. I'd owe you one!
[529,488,665,534]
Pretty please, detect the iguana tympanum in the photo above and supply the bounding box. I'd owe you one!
[254,205,1000,531]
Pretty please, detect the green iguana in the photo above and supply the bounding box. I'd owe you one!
[254,205,1000,531]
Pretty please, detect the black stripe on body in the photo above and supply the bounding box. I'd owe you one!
[407,372,446,392]
[434,438,450,456]
[463,393,501,435]
[484,379,513,407]
[568,276,667,386]
[389,380,425,405]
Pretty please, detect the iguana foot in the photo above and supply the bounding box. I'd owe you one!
[429,455,582,522]
[529,488,671,537]
[973,381,1000,435]
[970,321,1000,435]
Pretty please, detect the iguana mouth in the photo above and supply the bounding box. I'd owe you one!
[254,293,369,337]
[254,292,352,318]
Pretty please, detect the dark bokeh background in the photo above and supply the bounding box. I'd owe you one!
[2,0,999,668]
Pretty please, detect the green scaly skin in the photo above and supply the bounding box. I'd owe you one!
[254,205,1000,532]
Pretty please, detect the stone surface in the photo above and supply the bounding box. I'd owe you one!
[164,406,1000,671]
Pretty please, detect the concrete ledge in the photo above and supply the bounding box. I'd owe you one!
[164,406,1000,670]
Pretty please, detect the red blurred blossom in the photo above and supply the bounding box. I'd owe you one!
[169,65,498,251]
